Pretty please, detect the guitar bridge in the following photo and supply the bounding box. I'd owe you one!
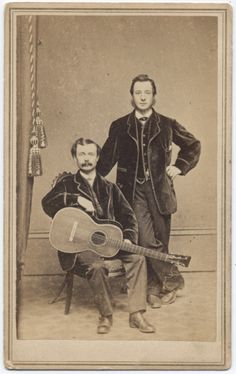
[69,221,78,242]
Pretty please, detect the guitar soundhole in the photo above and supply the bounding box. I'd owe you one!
[91,231,106,246]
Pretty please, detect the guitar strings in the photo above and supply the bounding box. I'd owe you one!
[88,233,187,264]
[88,232,170,261]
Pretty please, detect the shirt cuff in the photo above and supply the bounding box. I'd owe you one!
[174,158,190,176]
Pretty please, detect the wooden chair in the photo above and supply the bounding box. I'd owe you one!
[50,259,126,314]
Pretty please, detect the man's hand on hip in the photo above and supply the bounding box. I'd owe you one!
[166,165,181,180]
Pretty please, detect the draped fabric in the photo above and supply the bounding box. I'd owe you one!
[16,16,37,332]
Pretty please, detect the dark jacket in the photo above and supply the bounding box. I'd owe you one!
[97,110,201,215]
[42,171,138,270]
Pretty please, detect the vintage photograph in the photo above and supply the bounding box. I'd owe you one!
[5,2,231,369]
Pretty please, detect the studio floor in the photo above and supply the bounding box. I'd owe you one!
[18,271,216,341]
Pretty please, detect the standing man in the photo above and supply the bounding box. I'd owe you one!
[42,138,155,334]
[97,74,201,308]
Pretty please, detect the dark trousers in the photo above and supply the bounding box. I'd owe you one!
[73,250,147,317]
[133,180,184,296]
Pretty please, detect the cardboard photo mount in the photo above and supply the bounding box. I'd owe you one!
[4,2,232,370]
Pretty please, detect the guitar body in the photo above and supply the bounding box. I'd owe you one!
[49,207,123,258]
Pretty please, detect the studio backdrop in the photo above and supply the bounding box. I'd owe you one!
[19,15,217,275]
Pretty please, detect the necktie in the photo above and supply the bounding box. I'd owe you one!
[139,117,148,122]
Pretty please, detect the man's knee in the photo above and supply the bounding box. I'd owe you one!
[72,257,105,278]
[128,254,146,266]
[86,261,109,278]
[139,234,163,251]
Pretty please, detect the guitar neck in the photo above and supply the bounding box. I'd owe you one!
[119,241,172,263]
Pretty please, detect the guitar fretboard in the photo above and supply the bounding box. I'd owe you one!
[114,239,171,263]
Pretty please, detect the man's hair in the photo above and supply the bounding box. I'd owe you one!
[71,137,101,158]
[130,74,157,96]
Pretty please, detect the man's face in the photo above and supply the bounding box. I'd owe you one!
[132,81,155,112]
[75,143,98,173]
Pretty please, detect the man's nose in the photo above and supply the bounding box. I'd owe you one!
[140,94,146,101]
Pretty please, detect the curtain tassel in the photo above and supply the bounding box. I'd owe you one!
[28,133,42,177]
[35,103,47,148]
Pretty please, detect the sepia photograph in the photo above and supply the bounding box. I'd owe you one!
[4,2,231,369]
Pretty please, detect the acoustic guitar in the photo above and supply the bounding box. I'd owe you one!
[49,207,191,267]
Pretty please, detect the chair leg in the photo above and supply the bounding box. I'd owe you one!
[49,274,68,304]
[64,270,74,315]
[121,282,128,294]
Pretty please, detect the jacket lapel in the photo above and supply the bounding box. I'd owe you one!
[148,110,161,146]
[94,174,110,212]
[94,173,108,202]
[73,171,93,201]
[127,109,161,146]
[127,111,138,145]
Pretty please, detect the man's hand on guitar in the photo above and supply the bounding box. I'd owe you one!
[124,239,132,244]
[77,196,95,213]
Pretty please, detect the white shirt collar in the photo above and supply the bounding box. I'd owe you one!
[80,170,96,186]
[135,108,153,120]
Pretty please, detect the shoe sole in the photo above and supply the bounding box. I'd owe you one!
[149,303,162,309]
[97,329,110,334]
[147,296,162,309]
[161,294,177,305]
[129,321,155,333]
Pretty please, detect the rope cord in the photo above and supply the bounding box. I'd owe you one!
[27,15,47,177]
[28,16,36,128]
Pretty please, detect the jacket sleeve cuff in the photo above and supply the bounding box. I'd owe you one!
[65,193,79,206]
[123,229,138,244]
[174,158,190,176]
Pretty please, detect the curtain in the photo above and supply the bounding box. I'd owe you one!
[16,16,37,334]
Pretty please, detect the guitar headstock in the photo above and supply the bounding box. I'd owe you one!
[169,254,191,267]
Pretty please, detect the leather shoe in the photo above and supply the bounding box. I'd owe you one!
[97,315,112,334]
[129,312,155,333]
[147,294,162,308]
[161,290,177,305]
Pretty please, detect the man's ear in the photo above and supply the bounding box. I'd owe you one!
[130,98,135,108]
[73,156,78,166]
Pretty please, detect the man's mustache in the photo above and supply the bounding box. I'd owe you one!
[81,162,93,167]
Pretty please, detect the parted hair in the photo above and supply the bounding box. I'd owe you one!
[130,74,157,96]
[71,137,101,158]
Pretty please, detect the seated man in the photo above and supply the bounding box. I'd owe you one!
[42,137,155,334]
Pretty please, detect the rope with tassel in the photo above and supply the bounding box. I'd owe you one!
[27,15,47,177]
